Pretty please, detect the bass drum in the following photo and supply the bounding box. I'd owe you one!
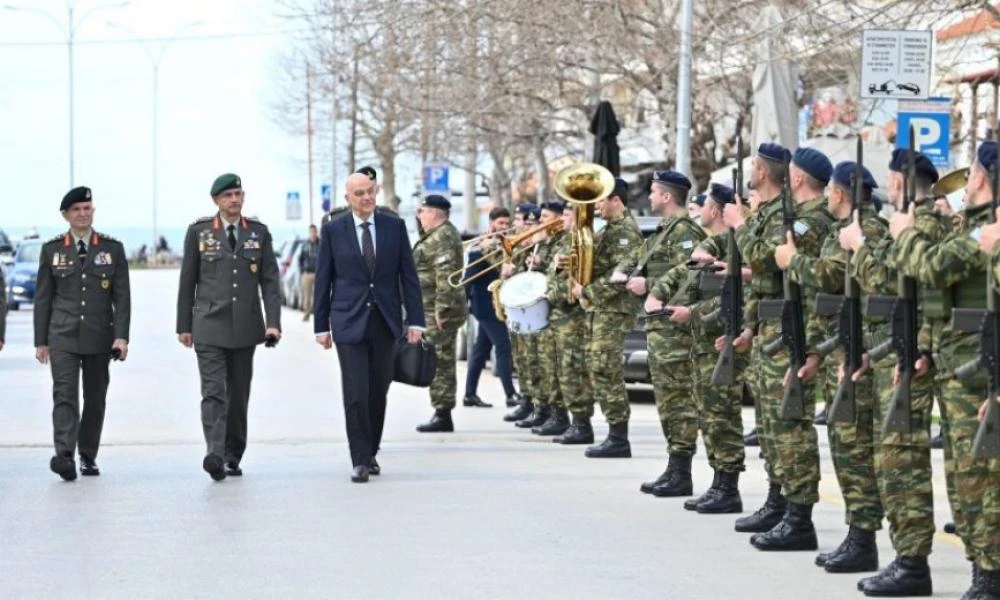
[498,271,550,334]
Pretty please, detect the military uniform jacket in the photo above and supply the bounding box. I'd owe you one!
[582,213,643,315]
[413,220,467,330]
[176,215,282,349]
[34,231,130,354]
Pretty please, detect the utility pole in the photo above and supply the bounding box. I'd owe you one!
[675,0,693,174]
[306,62,315,226]
[348,52,359,173]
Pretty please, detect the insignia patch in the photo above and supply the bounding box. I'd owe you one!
[619,238,629,245]
[971,227,983,243]
[52,253,59,266]
[93,251,112,266]
[681,240,694,250]
[793,220,810,236]
[101,279,110,289]
[249,230,259,239]
[436,255,448,264]
[242,240,261,250]
[250,263,258,273]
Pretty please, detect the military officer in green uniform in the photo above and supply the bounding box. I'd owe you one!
[569,178,642,457]
[613,170,706,491]
[34,186,131,480]
[414,194,468,432]
[888,141,1000,599]
[176,173,282,481]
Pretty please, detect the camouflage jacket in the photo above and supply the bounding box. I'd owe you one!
[413,220,467,330]
[581,212,643,315]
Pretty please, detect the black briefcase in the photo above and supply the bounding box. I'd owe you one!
[393,338,437,387]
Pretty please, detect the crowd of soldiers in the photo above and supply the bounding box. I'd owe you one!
[408,141,1000,599]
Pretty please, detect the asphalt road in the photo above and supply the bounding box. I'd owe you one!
[0,269,971,599]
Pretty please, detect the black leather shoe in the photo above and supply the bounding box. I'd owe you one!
[225,462,243,477]
[417,410,454,432]
[80,456,100,476]
[50,455,77,481]
[505,393,523,408]
[584,423,631,458]
[351,465,370,483]
[650,454,692,496]
[368,457,380,476]
[735,484,787,532]
[697,471,742,514]
[825,526,878,573]
[750,502,818,551]
[203,454,226,481]
[744,428,760,447]
[463,395,493,408]
[533,408,570,436]
[554,417,594,444]
[504,399,533,422]
[516,405,550,428]
[860,556,932,597]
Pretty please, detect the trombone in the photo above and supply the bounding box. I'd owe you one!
[448,219,564,288]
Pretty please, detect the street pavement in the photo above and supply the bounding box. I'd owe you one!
[0,269,971,599]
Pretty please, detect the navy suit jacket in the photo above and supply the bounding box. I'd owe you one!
[313,210,424,344]
[464,248,500,323]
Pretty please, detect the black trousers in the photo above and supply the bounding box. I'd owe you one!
[335,311,394,467]
[465,317,516,398]
[195,344,256,464]
[50,350,110,460]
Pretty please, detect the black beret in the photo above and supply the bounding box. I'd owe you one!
[612,177,630,201]
[708,183,736,205]
[60,186,92,211]
[422,194,451,211]
[792,148,833,185]
[888,149,939,183]
[210,173,242,197]
[541,200,565,213]
[979,141,998,174]
[651,170,692,191]
[691,193,707,207]
[357,166,377,181]
[831,161,878,190]
[758,143,792,164]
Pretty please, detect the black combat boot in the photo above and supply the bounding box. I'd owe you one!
[749,502,818,551]
[959,563,993,600]
[504,396,533,422]
[734,483,786,532]
[651,454,693,496]
[641,462,673,494]
[506,393,523,408]
[697,471,742,514]
[683,470,720,509]
[533,407,570,436]
[744,427,760,447]
[976,566,1000,600]
[554,416,594,444]
[584,422,631,458]
[516,404,550,428]
[860,555,932,597]
[416,410,454,433]
[816,533,850,568]
[824,525,878,573]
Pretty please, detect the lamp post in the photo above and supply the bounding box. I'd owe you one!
[106,20,203,249]
[4,1,130,188]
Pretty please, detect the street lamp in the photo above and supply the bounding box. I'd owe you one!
[106,20,203,250]
[4,0,131,188]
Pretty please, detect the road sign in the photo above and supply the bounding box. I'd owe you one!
[286,191,301,221]
[423,163,450,192]
[860,29,933,100]
[320,183,331,212]
[897,98,951,168]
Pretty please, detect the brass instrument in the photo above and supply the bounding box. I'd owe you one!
[488,279,506,321]
[932,167,970,197]
[447,219,564,288]
[553,162,616,305]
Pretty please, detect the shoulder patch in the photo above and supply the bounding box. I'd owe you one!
[793,220,810,236]
[680,240,694,250]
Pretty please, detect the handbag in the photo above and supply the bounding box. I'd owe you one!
[393,338,437,387]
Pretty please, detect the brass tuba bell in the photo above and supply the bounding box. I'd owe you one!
[932,167,970,197]
[553,162,615,306]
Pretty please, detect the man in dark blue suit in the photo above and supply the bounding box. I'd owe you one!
[314,172,424,483]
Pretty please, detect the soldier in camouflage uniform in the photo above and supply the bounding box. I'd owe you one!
[672,184,748,513]
[414,195,468,433]
[888,141,1000,599]
[840,150,946,596]
[504,205,545,424]
[722,143,835,551]
[612,170,705,489]
[778,158,886,573]
[568,178,642,457]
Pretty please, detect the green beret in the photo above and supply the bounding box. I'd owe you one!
[210,173,242,197]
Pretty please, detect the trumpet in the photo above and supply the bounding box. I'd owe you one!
[461,225,518,249]
[447,218,564,288]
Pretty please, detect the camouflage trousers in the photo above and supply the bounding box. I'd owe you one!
[751,321,820,505]
[511,331,542,404]
[426,326,459,411]
[872,357,935,557]
[647,327,698,456]
[939,374,1000,570]
[825,361,883,532]
[537,326,564,410]
[586,312,632,426]
[692,349,746,473]
[555,313,590,415]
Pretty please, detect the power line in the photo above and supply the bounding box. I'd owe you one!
[0,28,310,48]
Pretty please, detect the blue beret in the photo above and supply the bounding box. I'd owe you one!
[831,161,878,191]
[357,166,377,181]
[651,170,692,191]
[422,194,451,211]
[709,183,735,205]
[541,200,565,213]
[792,148,833,185]
[888,149,939,183]
[978,141,998,174]
[758,143,791,164]
[210,173,241,197]
[60,186,92,211]
[612,177,630,201]
[691,193,707,207]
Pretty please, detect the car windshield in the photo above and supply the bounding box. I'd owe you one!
[15,242,41,264]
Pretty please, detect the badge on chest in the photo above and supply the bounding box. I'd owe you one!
[93,251,113,266]
[198,230,222,255]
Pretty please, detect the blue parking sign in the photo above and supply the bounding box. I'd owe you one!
[423,163,449,192]
[898,99,951,168]
[286,191,301,221]
[321,183,331,212]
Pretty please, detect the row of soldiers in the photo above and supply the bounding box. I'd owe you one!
[409,141,1000,599]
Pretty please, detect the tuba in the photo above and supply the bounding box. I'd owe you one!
[553,162,616,305]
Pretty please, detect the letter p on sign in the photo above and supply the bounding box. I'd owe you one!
[910,117,941,152]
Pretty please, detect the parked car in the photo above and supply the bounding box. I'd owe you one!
[277,238,304,307]
[282,241,305,309]
[6,238,42,310]
[0,228,14,272]
[622,216,661,399]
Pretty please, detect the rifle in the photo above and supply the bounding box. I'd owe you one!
[866,131,919,434]
[813,136,865,423]
[950,148,1000,458]
[757,163,808,420]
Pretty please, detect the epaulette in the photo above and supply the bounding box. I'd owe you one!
[96,231,121,244]
[45,234,63,245]
[191,216,214,225]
